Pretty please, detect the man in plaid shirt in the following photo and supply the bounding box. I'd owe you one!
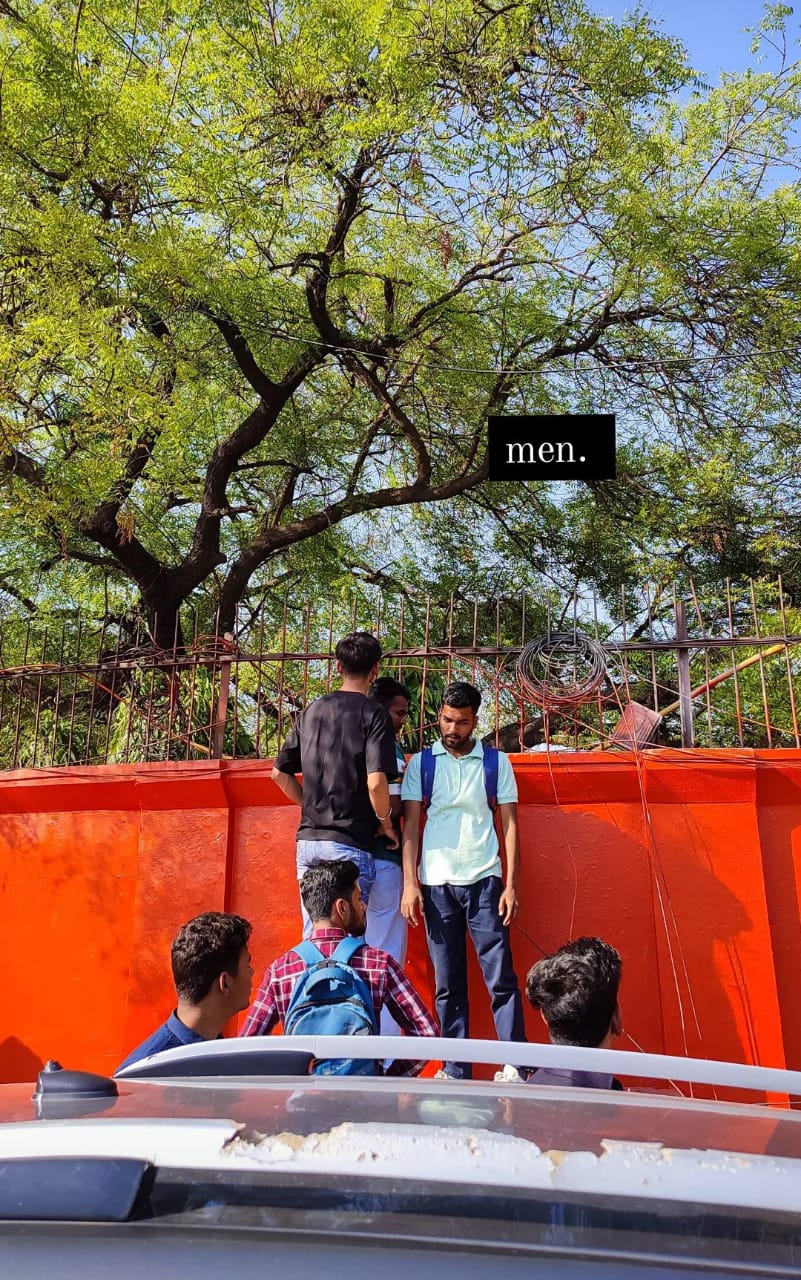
[241,859,438,1077]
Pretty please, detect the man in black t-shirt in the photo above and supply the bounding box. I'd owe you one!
[272,632,399,937]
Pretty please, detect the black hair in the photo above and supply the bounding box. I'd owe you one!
[171,912,252,1005]
[300,858,360,921]
[370,676,411,706]
[441,680,481,713]
[525,937,621,1048]
[335,631,382,675]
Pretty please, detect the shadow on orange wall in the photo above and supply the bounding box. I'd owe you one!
[0,751,797,1084]
[0,1037,44,1084]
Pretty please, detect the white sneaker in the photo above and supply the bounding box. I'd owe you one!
[494,1064,524,1083]
[434,1069,450,1080]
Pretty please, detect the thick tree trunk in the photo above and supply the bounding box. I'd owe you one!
[141,586,185,651]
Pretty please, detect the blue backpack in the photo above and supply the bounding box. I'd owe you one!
[420,744,500,812]
[284,936,379,1077]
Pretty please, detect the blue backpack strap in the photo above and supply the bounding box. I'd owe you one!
[292,941,325,967]
[420,745,436,811]
[330,935,365,966]
[483,746,499,812]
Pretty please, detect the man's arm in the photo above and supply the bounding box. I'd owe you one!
[271,765,303,806]
[367,771,399,849]
[365,704,400,847]
[382,954,439,1078]
[240,968,280,1037]
[272,720,303,804]
[400,799,424,925]
[497,802,520,926]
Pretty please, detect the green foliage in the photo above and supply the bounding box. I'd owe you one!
[0,0,798,640]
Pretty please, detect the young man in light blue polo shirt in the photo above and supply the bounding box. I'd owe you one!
[401,681,527,1080]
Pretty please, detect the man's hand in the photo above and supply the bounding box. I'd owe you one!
[379,817,400,850]
[498,885,519,927]
[401,882,424,926]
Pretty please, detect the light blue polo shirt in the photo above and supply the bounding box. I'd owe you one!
[401,739,517,886]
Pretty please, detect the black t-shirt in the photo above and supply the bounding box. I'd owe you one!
[275,691,398,851]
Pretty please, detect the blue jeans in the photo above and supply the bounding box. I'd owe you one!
[365,859,407,1036]
[422,875,526,1079]
[296,840,376,939]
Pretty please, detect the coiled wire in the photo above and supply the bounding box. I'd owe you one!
[516,632,609,710]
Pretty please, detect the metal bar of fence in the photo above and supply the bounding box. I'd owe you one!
[418,596,431,751]
[65,613,83,764]
[254,607,265,758]
[231,622,240,758]
[727,578,745,748]
[50,621,66,766]
[102,620,124,765]
[750,579,772,748]
[185,608,199,761]
[12,619,31,767]
[212,632,234,760]
[779,575,801,748]
[275,598,288,753]
[674,596,695,749]
[30,625,47,768]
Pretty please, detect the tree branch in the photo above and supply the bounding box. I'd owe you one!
[342,355,431,486]
[196,304,277,398]
[0,447,45,486]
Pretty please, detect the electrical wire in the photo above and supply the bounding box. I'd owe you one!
[253,322,800,376]
[516,632,608,711]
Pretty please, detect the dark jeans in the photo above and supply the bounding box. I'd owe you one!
[421,876,526,1079]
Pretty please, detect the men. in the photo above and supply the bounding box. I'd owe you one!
[116,912,254,1073]
[366,676,411,1036]
[401,681,526,1080]
[272,632,399,936]
[525,936,624,1090]
[242,859,438,1076]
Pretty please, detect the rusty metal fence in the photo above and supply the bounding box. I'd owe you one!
[1,577,801,769]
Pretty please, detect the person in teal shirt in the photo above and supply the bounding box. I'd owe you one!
[401,681,526,1080]
[366,676,411,1036]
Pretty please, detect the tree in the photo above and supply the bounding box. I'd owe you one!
[0,0,800,644]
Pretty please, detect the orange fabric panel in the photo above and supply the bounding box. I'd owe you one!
[0,751,797,1089]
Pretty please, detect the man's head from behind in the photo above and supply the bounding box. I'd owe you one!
[335,631,382,678]
[171,912,253,1014]
[526,937,622,1049]
[300,859,366,936]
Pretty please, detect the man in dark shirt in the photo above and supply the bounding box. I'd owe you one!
[272,632,399,937]
[525,937,624,1091]
[116,912,253,1073]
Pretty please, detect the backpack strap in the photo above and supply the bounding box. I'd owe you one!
[330,935,366,966]
[421,744,498,812]
[482,745,499,813]
[420,745,436,812]
[292,941,325,967]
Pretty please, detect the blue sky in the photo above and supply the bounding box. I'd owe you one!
[591,0,794,78]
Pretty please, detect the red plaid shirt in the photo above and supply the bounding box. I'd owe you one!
[241,928,439,1077]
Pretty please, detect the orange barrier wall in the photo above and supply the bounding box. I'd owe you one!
[1,750,799,1084]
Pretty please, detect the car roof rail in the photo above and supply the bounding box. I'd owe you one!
[112,1036,801,1098]
[115,1046,314,1080]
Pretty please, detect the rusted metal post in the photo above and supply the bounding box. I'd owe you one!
[674,597,695,748]
[212,632,234,760]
